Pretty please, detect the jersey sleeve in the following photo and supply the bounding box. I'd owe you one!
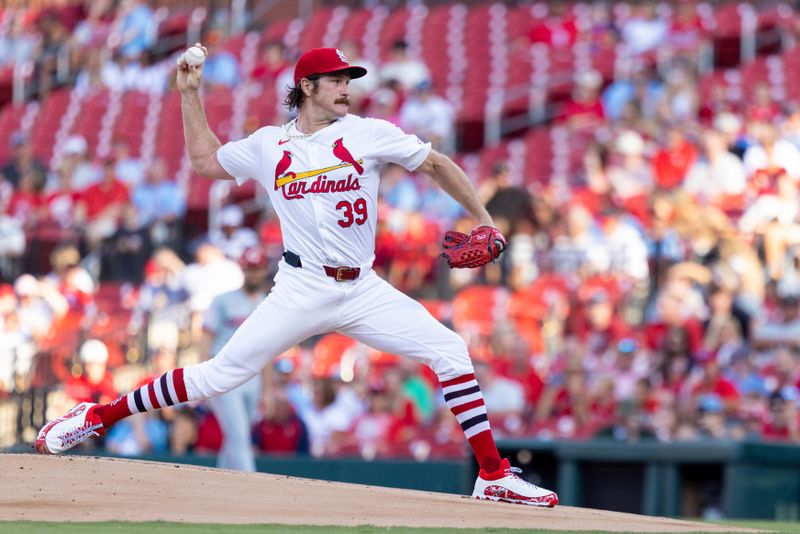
[370,119,432,171]
[216,130,264,186]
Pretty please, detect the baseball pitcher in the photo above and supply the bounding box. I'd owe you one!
[36,45,557,507]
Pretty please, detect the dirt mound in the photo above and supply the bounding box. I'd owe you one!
[0,454,756,532]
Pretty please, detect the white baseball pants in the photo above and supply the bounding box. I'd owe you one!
[184,261,473,401]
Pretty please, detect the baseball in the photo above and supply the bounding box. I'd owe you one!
[183,46,206,66]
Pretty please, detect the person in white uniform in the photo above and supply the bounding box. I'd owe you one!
[36,45,558,507]
[203,246,269,471]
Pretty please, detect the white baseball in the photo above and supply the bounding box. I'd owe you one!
[183,46,206,66]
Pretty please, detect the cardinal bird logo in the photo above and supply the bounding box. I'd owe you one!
[274,150,295,189]
[332,138,364,175]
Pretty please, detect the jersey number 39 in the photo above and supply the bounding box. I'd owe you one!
[336,198,368,228]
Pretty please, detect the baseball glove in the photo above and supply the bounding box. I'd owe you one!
[440,225,507,269]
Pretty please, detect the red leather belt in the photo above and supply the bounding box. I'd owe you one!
[323,265,361,281]
[283,251,361,282]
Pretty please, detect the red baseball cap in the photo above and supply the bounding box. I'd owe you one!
[239,247,268,270]
[293,47,367,85]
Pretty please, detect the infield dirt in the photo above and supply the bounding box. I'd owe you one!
[0,454,759,532]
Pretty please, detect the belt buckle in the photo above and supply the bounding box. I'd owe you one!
[335,267,348,282]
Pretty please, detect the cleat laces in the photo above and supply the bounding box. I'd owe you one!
[506,466,547,492]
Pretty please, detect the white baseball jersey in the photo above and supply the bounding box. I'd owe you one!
[216,114,431,268]
[184,113,471,412]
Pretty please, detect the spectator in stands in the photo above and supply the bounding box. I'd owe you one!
[255,387,309,455]
[658,64,699,122]
[704,284,750,352]
[474,360,526,436]
[45,244,94,299]
[684,129,747,206]
[744,122,800,181]
[74,47,108,95]
[689,349,741,414]
[133,49,170,95]
[365,82,402,124]
[201,29,239,89]
[379,40,431,93]
[0,214,25,279]
[602,66,664,124]
[2,131,47,189]
[64,339,118,406]
[606,130,654,217]
[182,243,243,338]
[115,0,156,59]
[251,41,289,86]
[338,41,378,112]
[35,9,70,98]
[79,159,130,249]
[668,0,708,58]
[481,162,532,236]
[753,295,800,347]
[747,83,782,124]
[5,170,44,228]
[419,176,464,225]
[608,339,651,402]
[298,377,365,457]
[762,389,800,442]
[781,103,800,151]
[535,357,591,435]
[348,382,398,456]
[575,289,631,355]
[14,274,68,343]
[131,157,185,230]
[380,163,420,213]
[550,203,604,276]
[0,14,38,68]
[527,1,578,47]
[399,80,455,153]
[739,171,800,281]
[71,0,113,54]
[208,204,258,261]
[61,134,101,190]
[620,1,668,55]
[103,205,152,283]
[112,138,144,187]
[652,125,697,191]
[0,285,34,397]
[129,248,189,340]
[598,206,650,283]
[44,162,85,230]
[559,70,606,131]
[712,112,746,159]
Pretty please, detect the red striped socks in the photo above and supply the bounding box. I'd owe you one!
[95,368,189,428]
[441,373,501,474]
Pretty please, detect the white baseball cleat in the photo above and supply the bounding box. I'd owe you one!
[35,402,105,454]
[472,458,559,507]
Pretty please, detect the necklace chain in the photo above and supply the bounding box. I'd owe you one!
[284,119,312,140]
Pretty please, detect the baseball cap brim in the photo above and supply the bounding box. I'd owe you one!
[308,65,367,81]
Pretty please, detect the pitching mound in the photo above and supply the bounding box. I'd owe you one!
[0,454,756,532]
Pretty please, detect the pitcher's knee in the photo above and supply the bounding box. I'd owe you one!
[430,333,474,380]
[184,359,256,400]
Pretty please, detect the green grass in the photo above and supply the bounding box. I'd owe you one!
[711,520,800,533]
[0,522,794,534]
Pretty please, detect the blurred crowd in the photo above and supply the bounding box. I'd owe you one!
[3,1,800,462]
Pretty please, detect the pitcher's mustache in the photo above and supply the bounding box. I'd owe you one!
[335,98,350,105]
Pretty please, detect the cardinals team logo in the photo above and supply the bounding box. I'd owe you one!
[336,49,347,63]
[274,138,365,200]
[332,138,364,175]
[275,150,294,186]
